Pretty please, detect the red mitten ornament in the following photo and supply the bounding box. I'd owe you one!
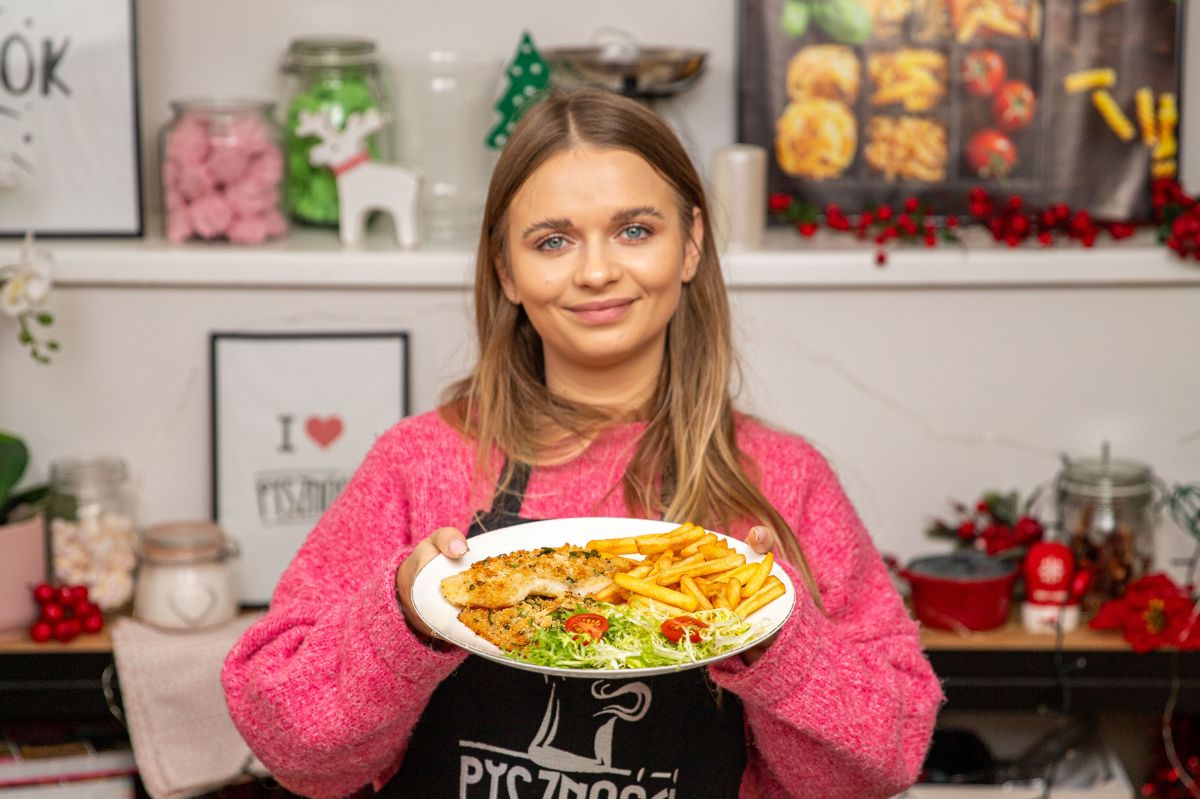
[1021,541,1081,633]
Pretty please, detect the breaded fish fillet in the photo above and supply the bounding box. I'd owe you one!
[440,544,634,609]
[458,594,608,651]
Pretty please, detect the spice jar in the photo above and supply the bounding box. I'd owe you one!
[1056,444,1165,613]
[280,36,394,227]
[46,457,137,611]
[134,522,239,631]
[160,97,288,244]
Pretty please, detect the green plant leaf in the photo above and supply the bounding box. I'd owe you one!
[0,432,30,511]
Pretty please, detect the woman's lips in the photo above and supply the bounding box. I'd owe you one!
[568,299,634,324]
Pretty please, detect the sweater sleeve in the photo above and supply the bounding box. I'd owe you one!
[221,423,468,799]
[708,443,944,799]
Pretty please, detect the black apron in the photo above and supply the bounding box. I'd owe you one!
[383,461,747,798]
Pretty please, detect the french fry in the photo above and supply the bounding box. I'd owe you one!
[627,594,694,617]
[656,553,745,585]
[586,536,638,555]
[725,578,742,612]
[613,573,699,612]
[591,582,627,603]
[627,564,653,579]
[714,594,731,610]
[710,562,760,585]
[679,533,717,557]
[742,552,774,598]
[679,574,713,610]
[736,580,787,619]
[699,542,733,560]
[636,524,705,555]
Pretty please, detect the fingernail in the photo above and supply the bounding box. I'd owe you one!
[751,527,766,544]
[448,539,468,557]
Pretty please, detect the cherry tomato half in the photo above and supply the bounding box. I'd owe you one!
[564,613,609,644]
[660,616,708,645]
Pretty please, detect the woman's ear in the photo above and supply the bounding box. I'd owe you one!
[682,206,703,283]
[495,256,520,304]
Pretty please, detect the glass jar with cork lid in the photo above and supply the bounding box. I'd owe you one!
[133,521,240,631]
[1056,443,1166,613]
[46,457,138,612]
[280,36,394,227]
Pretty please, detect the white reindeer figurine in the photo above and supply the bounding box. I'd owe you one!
[296,108,421,248]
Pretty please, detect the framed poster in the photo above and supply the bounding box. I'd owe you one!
[0,0,143,236]
[738,0,1182,220]
[210,332,410,604]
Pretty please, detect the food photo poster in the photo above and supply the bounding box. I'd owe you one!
[739,0,1182,219]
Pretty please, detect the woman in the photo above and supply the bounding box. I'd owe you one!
[223,88,942,799]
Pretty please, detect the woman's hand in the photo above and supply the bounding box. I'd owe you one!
[395,527,469,643]
[742,525,778,665]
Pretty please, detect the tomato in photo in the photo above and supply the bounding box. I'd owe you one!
[660,615,708,644]
[993,80,1036,132]
[961,50,1006,97]
[564,613,609,643]
[966,129,1018,179]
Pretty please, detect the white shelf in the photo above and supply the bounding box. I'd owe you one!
[4,226,1199,290]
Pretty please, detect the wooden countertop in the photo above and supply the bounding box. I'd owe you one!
[0,613,1133,655]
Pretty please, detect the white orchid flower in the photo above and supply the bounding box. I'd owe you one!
[0,231,53,318]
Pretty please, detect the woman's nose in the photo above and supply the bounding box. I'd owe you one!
[574,241,621,288]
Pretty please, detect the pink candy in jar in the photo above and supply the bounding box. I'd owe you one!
[160,98,288,244]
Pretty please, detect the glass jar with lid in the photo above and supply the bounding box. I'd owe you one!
[46,457,138,611]
[133,521,239,631]
[280,36,394,227]
[160,97,288,245]
[1056,444,1166,613]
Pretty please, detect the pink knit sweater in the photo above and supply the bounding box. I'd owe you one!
[222,411,942,798]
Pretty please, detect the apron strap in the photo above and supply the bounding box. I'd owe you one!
[468,458,532,537]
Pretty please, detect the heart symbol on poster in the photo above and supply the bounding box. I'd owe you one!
[306,415,343,449]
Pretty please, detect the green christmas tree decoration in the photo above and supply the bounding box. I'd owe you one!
[487,31,552,149]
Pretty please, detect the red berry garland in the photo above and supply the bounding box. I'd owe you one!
[767,184,1183,264]
[28,582,104,643]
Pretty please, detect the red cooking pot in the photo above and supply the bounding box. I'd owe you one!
[900,551,1018,632]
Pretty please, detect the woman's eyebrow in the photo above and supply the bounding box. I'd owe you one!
[612,206,666,223]
[521,217,572,239]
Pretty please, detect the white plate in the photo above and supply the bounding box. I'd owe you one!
[410,516,797,678]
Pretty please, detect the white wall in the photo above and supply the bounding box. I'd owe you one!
[2,1,1198,576]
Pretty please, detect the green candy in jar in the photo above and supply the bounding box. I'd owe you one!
[281,37,394,227]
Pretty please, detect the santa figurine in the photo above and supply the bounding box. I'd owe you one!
[1021,541,1092,634]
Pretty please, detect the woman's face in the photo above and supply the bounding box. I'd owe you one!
[498,145,702,404]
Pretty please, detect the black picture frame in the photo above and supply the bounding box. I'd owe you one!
[0,0,144,237]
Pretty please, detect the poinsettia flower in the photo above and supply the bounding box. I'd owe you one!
[1090,572,1200,652]
[1122,594,1196,653]
[0,231,52,317]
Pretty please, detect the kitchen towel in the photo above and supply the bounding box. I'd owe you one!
[111,613,268,799]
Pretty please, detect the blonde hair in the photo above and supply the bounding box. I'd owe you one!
[441,88,819,602]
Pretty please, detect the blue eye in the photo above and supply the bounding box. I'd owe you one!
[621,224,652,241]
[537,234,567,251]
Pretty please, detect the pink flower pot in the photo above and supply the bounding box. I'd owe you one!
[0,514,46,633]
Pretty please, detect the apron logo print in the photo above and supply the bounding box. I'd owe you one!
[305,415,343,448]
[527,680,651,775]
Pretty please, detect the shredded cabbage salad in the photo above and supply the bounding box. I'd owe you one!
[506,602,766,670]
